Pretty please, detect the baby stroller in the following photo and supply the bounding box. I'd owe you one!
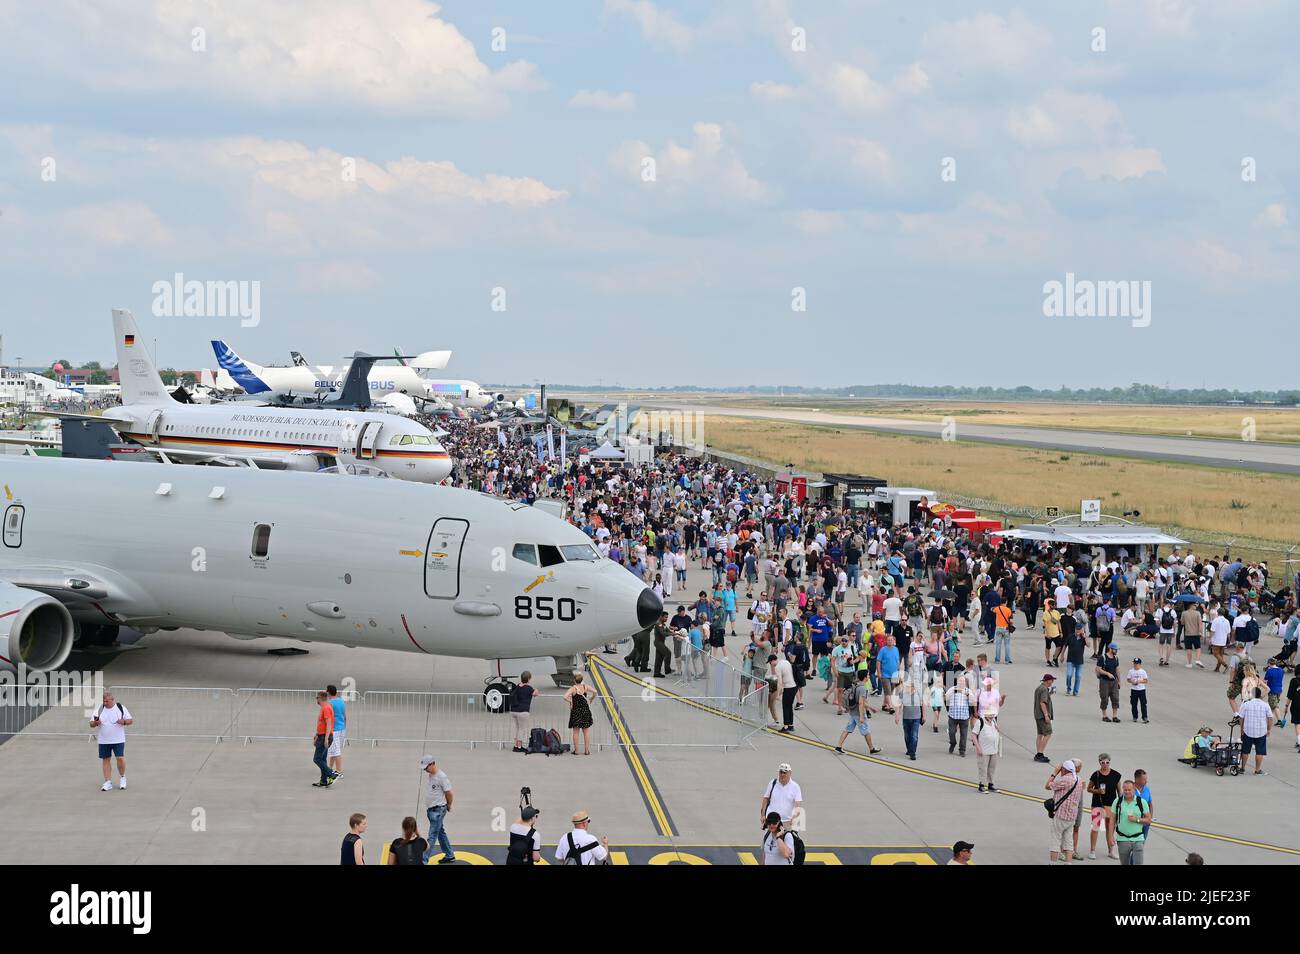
[1211,718,1245,777]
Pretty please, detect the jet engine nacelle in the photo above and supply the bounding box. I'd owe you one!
[0,582,75,673]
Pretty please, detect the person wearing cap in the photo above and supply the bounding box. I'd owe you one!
[947,841,974,865]
[1095,644,1121,723]
[556,811,609,865]
[760,764,803,829]
[761,811,795,865]
[1127,657,1150,723]
[1045,760,1083,864]
[506,806,542,865]
[1033,673,1055,763]
[419,756,457,864]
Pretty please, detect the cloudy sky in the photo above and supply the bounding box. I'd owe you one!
[0,0,1295,388]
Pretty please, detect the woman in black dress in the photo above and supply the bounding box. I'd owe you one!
[1288,671,1300,753]
[565,673,598,755]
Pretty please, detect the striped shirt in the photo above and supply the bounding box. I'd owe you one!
[1238,698,1272,738]
[945,687,972,720]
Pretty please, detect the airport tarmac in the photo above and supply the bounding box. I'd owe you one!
[631,400,1300,474]
[2,559,1296,865]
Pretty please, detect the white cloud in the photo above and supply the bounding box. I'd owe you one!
[8,0,540,117]
[1007,92,1124,148]
[750,80,797,102]
[569,89,636,112]
[822,63,891,114]
[604,0,695,52]
[789,210,848,236]
[56,200,172,248]
[846,139,893,181]
[610,122,769,204]
[924,12,1053,78]
[1255,203,1289,228]
[293,260,383,294]
[212,137,567,207]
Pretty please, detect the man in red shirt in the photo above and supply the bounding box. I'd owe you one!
[313,691,339,788]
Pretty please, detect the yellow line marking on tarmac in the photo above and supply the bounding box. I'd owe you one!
[586,657,674,837]
[590,657,1300,858]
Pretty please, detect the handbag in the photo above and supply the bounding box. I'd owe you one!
[1044,779,1078,818]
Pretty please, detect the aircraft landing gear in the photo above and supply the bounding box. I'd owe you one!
[549,654,579,689]
[483,677,517,714]
[73,622,120,649]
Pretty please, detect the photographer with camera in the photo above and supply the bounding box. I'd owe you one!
[506,788,542,866]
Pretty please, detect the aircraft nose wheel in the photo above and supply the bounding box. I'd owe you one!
[483,678,517,714]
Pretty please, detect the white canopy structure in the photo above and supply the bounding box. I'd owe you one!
[996,515,1185,547]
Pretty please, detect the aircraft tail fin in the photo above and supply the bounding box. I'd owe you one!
[210,340,271,394]
[290,351,308,367]
[112,309,175,407]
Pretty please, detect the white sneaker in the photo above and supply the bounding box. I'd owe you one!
[119,777,127,790]
[1194,661,1205,668]
[1087,851,1096,860]
[101,781,113,792]
[1185,663,1194,669]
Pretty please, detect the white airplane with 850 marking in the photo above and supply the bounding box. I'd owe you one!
[0,454,661,682]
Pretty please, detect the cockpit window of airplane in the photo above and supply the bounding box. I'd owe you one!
[512,543,538,565]
[560,544,599,562]
[537,544,564,567]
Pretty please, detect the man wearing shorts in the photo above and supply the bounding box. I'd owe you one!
[1180,603,1206,668]
[327,684,347,778]
[834,671,880,754]
[1155,603,1177,666]
[90,691,133,792]
[808,606,833,678]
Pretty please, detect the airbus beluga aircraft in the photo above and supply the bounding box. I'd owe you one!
[95,310,452,482]
[0,455,662,672]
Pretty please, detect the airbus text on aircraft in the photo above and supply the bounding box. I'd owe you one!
[0,456,661,670]
[215,340,439,411]
[100,311,452,482]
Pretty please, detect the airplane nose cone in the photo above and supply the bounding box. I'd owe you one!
[636,588,663,629]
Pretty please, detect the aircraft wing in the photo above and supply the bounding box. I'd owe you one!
[0,435,60,447]
[113,445,327,470]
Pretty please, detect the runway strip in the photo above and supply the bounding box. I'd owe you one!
[591,657,1300,858]
[642,401,1300,474]
[586,658,678,837]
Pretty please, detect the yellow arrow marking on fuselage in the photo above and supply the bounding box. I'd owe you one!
[524,574,547,593]
[400,549,425,558]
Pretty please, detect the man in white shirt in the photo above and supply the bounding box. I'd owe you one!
[1209,609,1232,672]
[555,811,610,865]
[1126,658,1149,723]
[882,594,903,635]
[760,763,804,828]
[773,653,798,733]
[1053,582,1073,611]
[90,692,133,791]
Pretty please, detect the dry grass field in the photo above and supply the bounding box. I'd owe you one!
[699,416,1300,551]
[715,398,1300,444]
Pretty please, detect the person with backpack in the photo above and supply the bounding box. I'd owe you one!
[1045,759,1082,864]
[90,691,133,792]
[510,671,539,753]
[555,811,609,865]
[1156,602,1177,666]
[1234,609,1260,658]
[1105,779,1152,865]
[387,816,428,865]
[506,806,542,865]
[761,811,796,865]
[834,670,881,755]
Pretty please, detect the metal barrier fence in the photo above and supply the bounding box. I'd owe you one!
[3,686,236,740]
[2,683,761,749]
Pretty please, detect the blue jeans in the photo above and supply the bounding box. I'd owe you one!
[1065,661,1082,694]
[313,734,334,783]
[902,718,921,756]
[847,564,860,588]
[994,631,1012,663]
[422,806,455,863]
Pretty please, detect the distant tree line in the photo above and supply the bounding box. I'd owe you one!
[527,382,1300,406]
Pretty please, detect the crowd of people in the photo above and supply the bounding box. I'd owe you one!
[324,418,1300,863]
